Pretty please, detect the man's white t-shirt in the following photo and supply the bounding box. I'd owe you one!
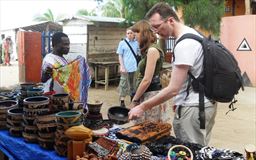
[41,53,68,93]
[173,26,211,106]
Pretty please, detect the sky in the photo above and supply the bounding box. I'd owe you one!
[0,0,98,30]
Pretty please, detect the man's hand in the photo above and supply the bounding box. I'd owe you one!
[128,104,145,120]
[45,67,53,75]
[119,65,127,73]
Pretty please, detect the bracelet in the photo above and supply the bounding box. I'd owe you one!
[132,99,140,105]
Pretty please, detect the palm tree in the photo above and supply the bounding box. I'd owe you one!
[76,9,97,16]
[33,9,65,22]
[101,0,126,18]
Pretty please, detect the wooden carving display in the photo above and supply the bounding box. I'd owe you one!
[116,121,172,144]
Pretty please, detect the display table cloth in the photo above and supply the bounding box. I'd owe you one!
[0,130,65,160]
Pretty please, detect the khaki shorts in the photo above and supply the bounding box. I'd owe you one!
[173,104,217,146]
[118,72,136,97]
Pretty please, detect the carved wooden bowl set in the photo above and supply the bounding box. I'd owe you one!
[7,107,23,137]
[55,110,83,156]
[0,100,18,130]
[22,96,50,143]
[36,114,57,150]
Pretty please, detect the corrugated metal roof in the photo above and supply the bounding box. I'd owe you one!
[0,21,62,31]
[61,15,125,23]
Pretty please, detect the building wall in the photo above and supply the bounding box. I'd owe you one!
[224,0,245,16]
[63,20,127,80]
[87,25,126,62]
[63,20,127,62]
[220,15,256,86]
[63,25,88,61]
[87,25,126,80]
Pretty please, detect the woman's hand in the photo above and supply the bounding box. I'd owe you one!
[128,100,139,109]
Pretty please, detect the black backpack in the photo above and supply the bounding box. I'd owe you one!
[175,33,244,129]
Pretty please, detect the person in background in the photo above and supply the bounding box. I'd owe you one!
[41,32,70,93]
[128,20,169,124]
[0,36,3,64]
[3,37,13,66]
[129,2,217,146]
[116,28,140,107]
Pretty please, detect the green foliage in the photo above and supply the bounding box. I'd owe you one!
[33,9,65,23]
[121,0,184,22]
[76,9,97,16]
[101,0,126,18]
[183,0,225,35]
[98,0,224,35]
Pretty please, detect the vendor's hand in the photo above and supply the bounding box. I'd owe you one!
[128,104,145,120]
[41,67,53,83]
[45,67,53,76]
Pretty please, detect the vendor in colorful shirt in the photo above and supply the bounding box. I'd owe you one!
[41,32,70,93]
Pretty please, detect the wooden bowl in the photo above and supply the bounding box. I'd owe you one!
[55,111,82,124]
[36,114,56,124]
[23,96,49,109]
[0,100,18,114]
[38,137,55,150]
[22,132,38,143]
[23,115,37,126]
[107,106,130,125]
[20,82,36,90]
[9,126,23,137]
[27,88,44,97]
[7,108,23,121]
[87,100,103,114]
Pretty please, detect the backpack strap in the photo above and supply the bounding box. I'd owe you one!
[173,33,203,62]
[175,33,206,129]
[188,72,205,129]
[175,33,203,45]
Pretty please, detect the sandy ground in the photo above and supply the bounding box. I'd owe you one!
[0,61,255,154]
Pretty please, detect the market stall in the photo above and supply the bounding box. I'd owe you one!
[0,85,252,160]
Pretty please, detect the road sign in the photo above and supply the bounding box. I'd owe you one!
[237,38,251,51]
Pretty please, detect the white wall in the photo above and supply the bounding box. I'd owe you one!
[63,25,88,61]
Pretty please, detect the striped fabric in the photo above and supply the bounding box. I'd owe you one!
[53,56,91,107]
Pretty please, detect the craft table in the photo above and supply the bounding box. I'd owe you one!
[0,130,65,160]
[89,61,119,91]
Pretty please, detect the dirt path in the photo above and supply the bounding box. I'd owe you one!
[0,62,255,154]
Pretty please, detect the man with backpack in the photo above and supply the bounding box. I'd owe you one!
[128,2,243,146]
